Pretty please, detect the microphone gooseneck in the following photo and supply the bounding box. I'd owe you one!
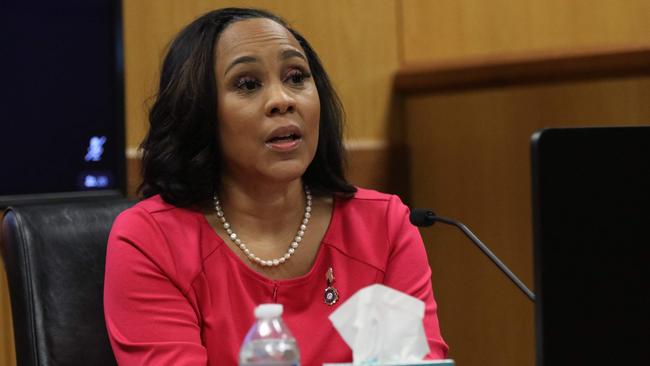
[410,208,536,302]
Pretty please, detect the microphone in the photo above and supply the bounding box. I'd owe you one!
[410,208,535,302]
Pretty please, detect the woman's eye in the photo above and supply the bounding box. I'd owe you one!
[285,69,310,86]
[235,77,260,92]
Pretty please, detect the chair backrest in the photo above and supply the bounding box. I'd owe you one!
[1,199,133,366]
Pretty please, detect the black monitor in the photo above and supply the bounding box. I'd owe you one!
[531,126,650,365]
[0,0,124,205]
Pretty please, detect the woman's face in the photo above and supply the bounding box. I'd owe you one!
[214,18,320,185]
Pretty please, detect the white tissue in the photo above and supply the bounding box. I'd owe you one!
[328,284,430,364]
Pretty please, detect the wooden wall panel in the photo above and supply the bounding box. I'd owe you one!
[0,253,16,366]
[123,0,400,150]
[401,0,650,62]
[405,77,650,366]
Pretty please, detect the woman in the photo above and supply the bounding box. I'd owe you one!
[104,7,447,365]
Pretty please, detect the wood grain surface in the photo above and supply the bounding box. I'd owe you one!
[394,45,650,93]
[400,0,650,62]
[0,247,16,366]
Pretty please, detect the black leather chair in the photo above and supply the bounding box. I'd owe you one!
[1,199,132,366]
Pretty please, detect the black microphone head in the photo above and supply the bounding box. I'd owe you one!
[409,208,437,227]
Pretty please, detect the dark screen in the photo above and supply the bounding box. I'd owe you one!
[531,126,650,365]
[0,0,124,203]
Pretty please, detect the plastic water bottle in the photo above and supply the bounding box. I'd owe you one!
[239,304,300,366]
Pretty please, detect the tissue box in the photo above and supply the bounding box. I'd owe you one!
[323,359,455,366]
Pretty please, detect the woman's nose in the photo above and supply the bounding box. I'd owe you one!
[265,82,296,116]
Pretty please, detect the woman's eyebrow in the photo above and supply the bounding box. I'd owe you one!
[224,55,257,76]
[280,49,307,62]
[224,49,307,76]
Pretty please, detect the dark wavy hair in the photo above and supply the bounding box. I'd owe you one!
[139,8,356,207]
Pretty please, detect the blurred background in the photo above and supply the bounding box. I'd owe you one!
[2,1,649,365]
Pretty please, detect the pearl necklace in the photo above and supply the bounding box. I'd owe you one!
[213,186,312,267]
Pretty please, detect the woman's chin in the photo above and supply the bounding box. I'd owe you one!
[260,160,309,183]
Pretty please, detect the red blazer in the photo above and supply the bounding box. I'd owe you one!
[104,187,448,365]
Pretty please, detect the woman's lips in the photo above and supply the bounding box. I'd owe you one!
[265,136,302,151]
[265,125,303,152]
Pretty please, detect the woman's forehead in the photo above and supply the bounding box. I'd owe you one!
[216,18,301,59]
